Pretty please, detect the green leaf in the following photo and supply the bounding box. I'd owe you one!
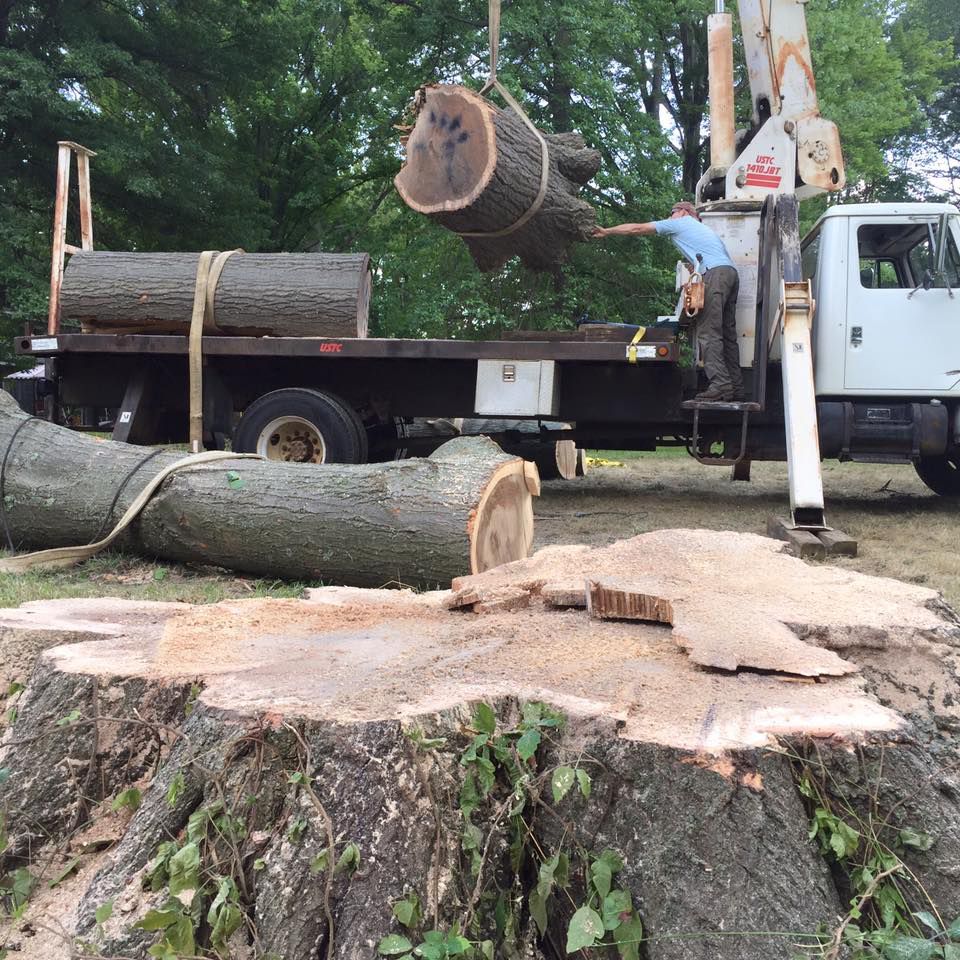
[95,900,114,925]
[598,848,624,873]
[566,906,604,953]
[152,566,169,581]
[445,934,470,955]
[881,937,939,960]
[576,768,591,799]
[165,914,196,955]
[948,916,960,940]
[48,856,82,888]
[475,756,496,795]
[613,917,644,960]
[335,842,360,874]
[914,911,943,934]
[56,708,82,727]
[166,772,186,808]
[459,773,479,816]
[167,841,200,898]
[111,787,142,813]
[10,867,34,907]
[944,946,960,960]
[6,682,24,697]
[288,771,307,785]
[900,828,934,851]
[552,766,575,804]
[392,893,421,929]
[378,935,414,956]
[603,889,633,930]
[529,886,548,935]
[590,858,612,900]
[135,907,181,932]
[473,702,496,735]
[479,941,494,960]
[310,848,330,874]
[226,470,245,490]
[516,727,541,761]
[253,858,266,872]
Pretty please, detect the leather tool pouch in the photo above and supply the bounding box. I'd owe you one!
[683,271,705,318]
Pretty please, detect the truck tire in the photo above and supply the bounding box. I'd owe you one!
[914,453,960,497]
[232,388,368,464]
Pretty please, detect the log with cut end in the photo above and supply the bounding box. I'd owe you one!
[394,85,601,272]
[459,418,579,480]
[59,251,371,337]
[0,393,537,586]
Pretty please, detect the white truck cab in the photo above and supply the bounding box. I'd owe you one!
[804,203,960,397]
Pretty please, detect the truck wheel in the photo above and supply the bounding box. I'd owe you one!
[914,453,960,497]
[233,388,368,463]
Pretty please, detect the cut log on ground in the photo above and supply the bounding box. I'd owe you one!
[0,530,958,959]
[394,85,601,272]
[60,251,371,337]
[460,418,580,480]
[0,393,536,585]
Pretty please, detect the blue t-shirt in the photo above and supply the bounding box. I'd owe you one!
[652,217,735,271]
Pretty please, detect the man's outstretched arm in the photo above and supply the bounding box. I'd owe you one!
[592,222,657,238]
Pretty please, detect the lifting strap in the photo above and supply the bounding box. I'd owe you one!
[189,248,242,453]
[0,450,262,573]
[626,326,648,364]
[453,0,550,239]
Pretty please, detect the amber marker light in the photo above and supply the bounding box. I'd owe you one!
[657,346,669,357]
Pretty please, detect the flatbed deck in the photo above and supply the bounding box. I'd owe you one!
[16,333,678,364]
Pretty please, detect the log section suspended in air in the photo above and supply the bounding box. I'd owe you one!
[0,393,538,586]
[59,251,371,338]
[394,85,601,272]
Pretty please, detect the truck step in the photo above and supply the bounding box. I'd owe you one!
[766,517,858,559]
[680,399,761,413]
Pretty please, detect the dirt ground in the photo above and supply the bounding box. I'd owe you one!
[538,452,960,610]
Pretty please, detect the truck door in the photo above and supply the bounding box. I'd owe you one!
[844,215,960,393]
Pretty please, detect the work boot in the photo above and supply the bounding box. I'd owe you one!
[694,383,734,402]
[730,386,747,402]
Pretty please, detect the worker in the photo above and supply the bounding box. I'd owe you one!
[592,201,745,402]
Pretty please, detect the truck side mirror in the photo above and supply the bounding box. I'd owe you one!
[934,213,949,278]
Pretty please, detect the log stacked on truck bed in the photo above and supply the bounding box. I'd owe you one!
[394,85,601,272]
[60,251,371,337]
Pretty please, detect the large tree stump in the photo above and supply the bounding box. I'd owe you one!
[394,85,601,272]
[0,393,537,585]
[60,251,371,337]
[0,530,958,959]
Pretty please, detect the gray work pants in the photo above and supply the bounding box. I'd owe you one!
[700,265,744,391]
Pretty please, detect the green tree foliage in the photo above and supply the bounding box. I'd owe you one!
[0,0,955,356]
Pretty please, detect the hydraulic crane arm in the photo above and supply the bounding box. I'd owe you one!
[697,0,845,205]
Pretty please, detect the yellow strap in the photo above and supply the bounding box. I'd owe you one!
[454,0,550,240]
[626,325,647,364]
[189,249,242,453]
[0,451,262,573]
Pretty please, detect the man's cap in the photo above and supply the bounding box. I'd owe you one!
[671,201,700,220]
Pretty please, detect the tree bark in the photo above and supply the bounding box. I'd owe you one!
[394,85,601,273]
[60,251,371,337]
[0,393,537,585]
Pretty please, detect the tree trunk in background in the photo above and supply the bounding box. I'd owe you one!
[60,252,371,337]
[0,393,537,585]
[394,85,600,273]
